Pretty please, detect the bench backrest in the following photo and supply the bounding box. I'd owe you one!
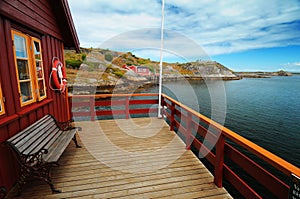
[6,115,60,156]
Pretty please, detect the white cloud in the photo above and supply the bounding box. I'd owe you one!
[281,62,300,67]
[68,0,300,57]
[99,28,209,62]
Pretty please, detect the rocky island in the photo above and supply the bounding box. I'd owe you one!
[236,70,292,78]
[65,48,289,94]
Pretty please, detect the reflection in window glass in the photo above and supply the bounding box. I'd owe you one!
[38,80,45,97]
[17,60,30,80]
[20,82,33,102]
[36,61,43,78]
[33,40,46,100]
[33,41,41,60]
[14,35,27,58]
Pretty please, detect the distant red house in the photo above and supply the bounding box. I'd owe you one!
[0,0,79,193]
[122,65,151,76]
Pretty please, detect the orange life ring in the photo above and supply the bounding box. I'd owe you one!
[52,57,67,93]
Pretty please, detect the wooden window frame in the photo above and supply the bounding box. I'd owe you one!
[32,37,47,101]
[12,30,47,107]
[0,81,5,115]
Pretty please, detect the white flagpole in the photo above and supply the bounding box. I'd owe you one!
[158,0,165,118]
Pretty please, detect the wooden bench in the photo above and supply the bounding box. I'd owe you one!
[5,114,81,195]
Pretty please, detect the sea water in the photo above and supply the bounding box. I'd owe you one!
[143,75,300,168]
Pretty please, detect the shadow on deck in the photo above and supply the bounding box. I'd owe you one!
[7,118,231,199]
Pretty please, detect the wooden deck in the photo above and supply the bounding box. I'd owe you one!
[7,118,232,199]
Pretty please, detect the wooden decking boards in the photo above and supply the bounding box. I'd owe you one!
[6,117,232,199]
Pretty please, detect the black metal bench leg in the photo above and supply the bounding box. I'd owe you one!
[16,167,29,196]
[48,181,61,194]
[43,166,61,194]
[0,186,7,199]
[72,134,81,148]
[17,180,25,196]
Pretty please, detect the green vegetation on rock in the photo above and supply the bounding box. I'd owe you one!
[66,59,82,69]
[65,50,86,69]
[105,65,125,78]
[104,53,113,62]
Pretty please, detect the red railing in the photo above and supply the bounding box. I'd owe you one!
[68,93,300,198]
[161,94,300,199]
[68,93,159,120]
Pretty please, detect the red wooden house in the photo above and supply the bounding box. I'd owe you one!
[136,66,150,76]
[122,65,151,76]
[0,0,79,193]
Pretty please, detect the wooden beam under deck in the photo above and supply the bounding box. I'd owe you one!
[6,118,232,199]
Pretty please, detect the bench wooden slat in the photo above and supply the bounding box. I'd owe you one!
[12,118,55,147]
[44,129,77,163]
[23,125,60,155]
[42,129,65,151]
[8,115,52,144]
[16,120,57,154]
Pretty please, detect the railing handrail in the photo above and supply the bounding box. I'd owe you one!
[69,93,158,98]
[68,93,159,120]
[162,93,300,178]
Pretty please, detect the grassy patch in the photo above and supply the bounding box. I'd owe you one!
[66,59,82,69]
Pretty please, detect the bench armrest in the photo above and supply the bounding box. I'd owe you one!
[56,120,74,131]
[24,148,49,166]
[56,120,82,131]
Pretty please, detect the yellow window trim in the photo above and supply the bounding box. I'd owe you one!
[11,30,47,107]
[31,37,47,101]
[12,30,35,107]
[0,82,5,115]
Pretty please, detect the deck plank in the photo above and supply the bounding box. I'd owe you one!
[6,118,232,199]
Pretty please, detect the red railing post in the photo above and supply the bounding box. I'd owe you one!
[90,96,95,121]
[161,95,165,117]
[186,112,192,150]
[68,96,73,120]
[125,96,129,119]
[214,134,225,187]
[170,101,175,131]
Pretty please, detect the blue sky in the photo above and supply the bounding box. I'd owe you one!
[68,0,300,72]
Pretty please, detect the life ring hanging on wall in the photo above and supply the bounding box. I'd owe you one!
[50,57,67,93]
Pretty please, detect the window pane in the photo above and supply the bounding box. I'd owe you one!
[36,61,43,78]
[20,82,33,102]
[14,35,27,58]
[38,80,45,97]
[33,41,41,60]
[17,59,30,80]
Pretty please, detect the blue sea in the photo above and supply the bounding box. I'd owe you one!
[143,75,300,168]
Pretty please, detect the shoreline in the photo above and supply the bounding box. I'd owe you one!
[68,76,242,94]
[68,74,294,94]
[235,71,293,78]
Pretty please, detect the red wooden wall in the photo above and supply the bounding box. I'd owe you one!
[0,0,74,192]
[0,0,63,42]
